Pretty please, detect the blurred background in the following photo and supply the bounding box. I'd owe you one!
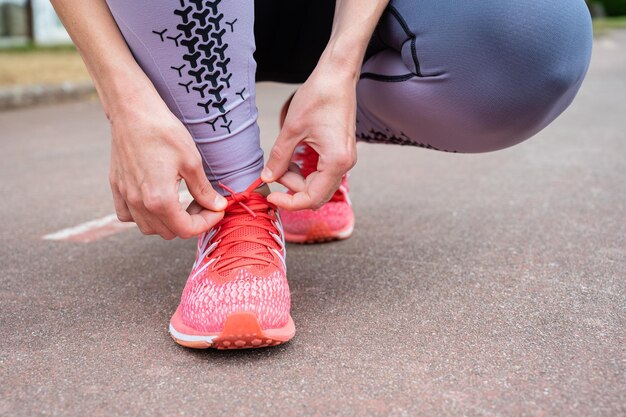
[1,0,626,107]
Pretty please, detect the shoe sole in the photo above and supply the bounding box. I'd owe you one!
[169,308,295,350]
[283,221,354,244]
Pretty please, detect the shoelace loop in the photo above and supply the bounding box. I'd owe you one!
[196,178,283,275]
[218,177,265,218]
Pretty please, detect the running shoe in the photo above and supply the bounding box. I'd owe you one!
[280,144,354,243]
[278,93,355,243]
[169,178,294,349]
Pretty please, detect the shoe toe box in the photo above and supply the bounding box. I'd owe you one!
[179,268,291,333]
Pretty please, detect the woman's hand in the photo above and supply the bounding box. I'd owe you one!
[109,90,227,240]
[261,61,358,211]
[51,0,227,239]
[261,0,390,211]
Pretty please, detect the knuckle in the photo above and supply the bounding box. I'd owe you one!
[280,121,296,136]
[346,148,357,168]
[142,189,168,212]
[126,192,142,207]
[339,148,357,170]
[138,225,154,235]
[285,119,303,135]
[335,155,353,171]
[144,198,166,212]
[269,146,286,163]
[196,181,214,197]
[116,183,128,198]
[181,158,202,173]
[116,212,132,222]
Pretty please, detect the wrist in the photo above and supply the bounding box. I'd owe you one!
[95,64,160,122]
[319,39,366,85]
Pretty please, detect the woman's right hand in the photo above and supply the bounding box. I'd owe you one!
[108,92,227,240]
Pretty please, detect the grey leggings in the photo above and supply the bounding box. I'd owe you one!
[105,0,593,193]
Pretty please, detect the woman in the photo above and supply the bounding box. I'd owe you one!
[50,0,593,349]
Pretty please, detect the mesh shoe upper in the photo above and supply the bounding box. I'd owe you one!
[178,179,290,333]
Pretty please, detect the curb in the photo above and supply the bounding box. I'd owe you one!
[0,81,96,111]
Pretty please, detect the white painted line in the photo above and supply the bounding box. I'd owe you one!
[42,213,130,241]
[43,190,194,242]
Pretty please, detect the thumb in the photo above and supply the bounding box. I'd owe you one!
[181,162,227,212]
[262,128,299,183]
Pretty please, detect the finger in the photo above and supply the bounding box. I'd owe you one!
[141,186,218,239]
[266,190,310,211]
[110,184,132,222]
[127,205,156,235]
[137,195,178,240]
[143,191,219,239]
[159,200,223,239]
[268,170,341,211]
[139,183,195,238]
[185,200,224,219]
[180,159,227,212]
[262,126,301,183]
[306,170,343,207]
[275,169,306,194]
[127,196,178,239]
[142,211,177,240]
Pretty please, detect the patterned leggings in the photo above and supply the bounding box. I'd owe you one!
[105,0,593,193]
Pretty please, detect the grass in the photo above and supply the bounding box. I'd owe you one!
[0,45,90,87]
[0,43,78,53]
[593,16,626,35]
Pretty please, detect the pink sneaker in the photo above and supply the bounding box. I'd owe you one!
[169,178,295,349]
[278,93,355,244]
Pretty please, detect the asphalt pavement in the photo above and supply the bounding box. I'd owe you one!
[1,32,625,417]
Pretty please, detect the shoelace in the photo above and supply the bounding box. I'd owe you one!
[195,178,284,275]
[293,144,348,203]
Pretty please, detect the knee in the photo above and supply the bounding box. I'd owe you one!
[487,0,592,88]
[454,0,593,152]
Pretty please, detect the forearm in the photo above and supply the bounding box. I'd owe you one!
[321,0,390,82]
[50,0,157,119]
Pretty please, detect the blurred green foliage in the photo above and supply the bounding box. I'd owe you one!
[592,0,626,16]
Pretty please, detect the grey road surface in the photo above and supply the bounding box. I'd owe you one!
[1,32,625,417]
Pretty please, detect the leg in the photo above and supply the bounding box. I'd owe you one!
[104,0,293,349]
[105,0,262,193]
[356,0,593,152]
[253,0,354,243]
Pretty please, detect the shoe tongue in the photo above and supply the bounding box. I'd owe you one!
[216,200,275,276]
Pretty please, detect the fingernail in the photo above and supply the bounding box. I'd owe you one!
[261,167,272,181]
[214,194,227,208]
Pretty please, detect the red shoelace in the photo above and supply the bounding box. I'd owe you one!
[198,178,283,275]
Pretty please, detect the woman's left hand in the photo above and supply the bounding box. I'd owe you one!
[261,60,358,211]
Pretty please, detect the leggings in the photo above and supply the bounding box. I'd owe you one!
[104,0,593,194]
